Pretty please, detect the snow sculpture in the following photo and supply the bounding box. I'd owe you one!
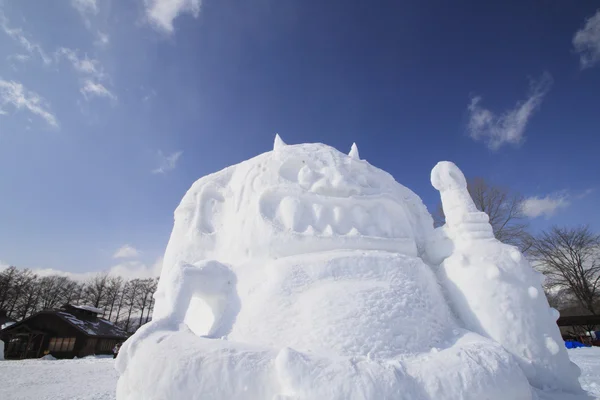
[116,138,581,400]
[430,161,582,393]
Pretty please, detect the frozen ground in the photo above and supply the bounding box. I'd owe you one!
[0,349,599,399]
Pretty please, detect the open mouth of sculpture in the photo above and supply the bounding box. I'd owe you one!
[259,189,412,239]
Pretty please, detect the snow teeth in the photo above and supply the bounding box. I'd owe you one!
[304,225,316,235]
[333,206,343,222]
[347,227,360,236]
[312,204,325,222]
[374,205,392,237]
[262,191,409,239]
[351,205,369,229]
[279,197,302,231]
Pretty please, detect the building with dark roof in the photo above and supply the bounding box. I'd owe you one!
[0,304,128,359]
[0,309,15,330]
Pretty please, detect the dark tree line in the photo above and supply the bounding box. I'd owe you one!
[0,267,157,334]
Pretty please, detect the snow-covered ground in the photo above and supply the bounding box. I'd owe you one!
[0,356,118,400]
[573,348,600,397]
[0,349,599,399]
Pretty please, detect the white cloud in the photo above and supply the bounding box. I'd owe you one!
[7,54,30,63]
[56,48,105,80]
[0,11,52,64]
[467,72,553,150]
[56,49,115,102]
[521,193,570,219]
[95,31,110,47]
[145,0,202,33]
[107,258,163,280]
[152,150,183,174]
[0,258,162,282]
[81,79,116,101]
[573,9,600,69]
[0,79,59,128]
[113,245,140,259]
[71,0,98,15]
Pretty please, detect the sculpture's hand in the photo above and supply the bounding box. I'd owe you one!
[116,260,237,374]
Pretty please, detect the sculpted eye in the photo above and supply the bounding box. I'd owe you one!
[298,165,320,189]
[278,158,305,182]
[279,158,321,189]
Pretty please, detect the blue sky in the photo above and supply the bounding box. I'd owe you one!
[0,0,599,278]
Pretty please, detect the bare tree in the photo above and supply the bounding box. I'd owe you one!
[143,278,159,324]
[5,269,37,318]
[103,276,124,321]
[84,273,110,311]
[136,278,158,329]
[61,280,85,305]
[38,276,71,310]
[529,226,600,315]
[122,279,143,332]
[435,177,530,251]
[0,266,19,311]
[16,277,41,319]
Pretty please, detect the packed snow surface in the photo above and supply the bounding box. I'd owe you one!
[116,138,583,399]
[1,349,600,400]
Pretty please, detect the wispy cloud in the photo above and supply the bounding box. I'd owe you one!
[7,53,30,63]
[467,72,553,151]
[152,150,183,174]
[576,188,595,199]
[70,0,98,30]
[113,244,140,259]
[71,0,98,15]
[0,79,59,128]
[521,192,570,219]
[573,9,600,69]
[56,48,115,101]
[81,79,116,101]
[56,48,105,80]
[144,0,202,33]
[0,11,52,64]
[95,31,109,48]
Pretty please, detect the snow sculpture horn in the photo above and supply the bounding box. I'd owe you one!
[431,161,582,394]
[348,142,360,160]
[273,133,287,151]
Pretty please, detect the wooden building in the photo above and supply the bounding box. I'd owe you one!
[0,309,15,329]
[0,304,128,360]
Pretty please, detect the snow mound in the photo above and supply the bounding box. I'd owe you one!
[41,354,56,361]
[116,139,582,399]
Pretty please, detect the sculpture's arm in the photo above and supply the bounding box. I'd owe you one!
[116,260,236,374]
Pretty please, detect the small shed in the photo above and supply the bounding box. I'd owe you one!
[0,304,128,360]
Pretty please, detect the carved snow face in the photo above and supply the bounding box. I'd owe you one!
[162,140,433,273]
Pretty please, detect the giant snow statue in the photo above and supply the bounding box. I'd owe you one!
[116,136,582,400]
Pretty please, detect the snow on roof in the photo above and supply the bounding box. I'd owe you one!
[56,312,127,338]
[1,321,15,330]
[69,305,104,314]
